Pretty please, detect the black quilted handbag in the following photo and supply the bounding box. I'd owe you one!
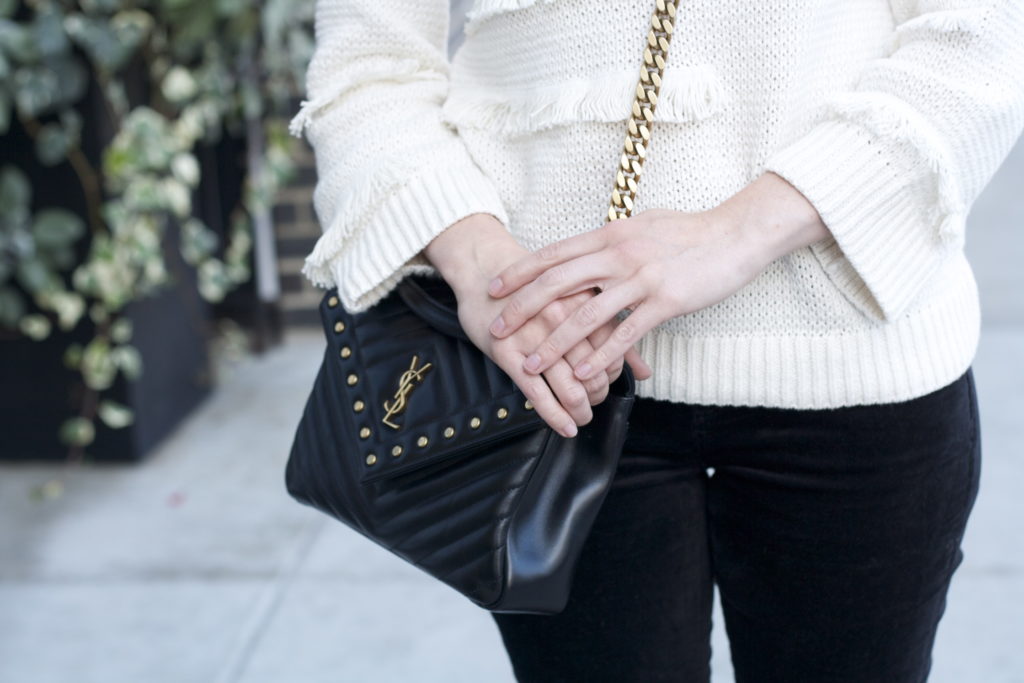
[284,0,678,614]
[286,275,635,613]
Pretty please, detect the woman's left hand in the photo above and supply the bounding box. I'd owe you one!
[485,172,831,381]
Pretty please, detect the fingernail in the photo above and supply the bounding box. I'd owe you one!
[490,316,505,335]
[488,278,503,296]
[524,354,541,372]
[563,421,578,438]
[575,362,593,379]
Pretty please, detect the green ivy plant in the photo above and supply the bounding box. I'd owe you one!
[0,0,314,461]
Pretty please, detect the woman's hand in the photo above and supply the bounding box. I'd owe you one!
[486,172,830,381]
[423,213,652,438]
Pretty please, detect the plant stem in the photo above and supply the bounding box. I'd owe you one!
[16,111,107,237]
[67,321,110,465]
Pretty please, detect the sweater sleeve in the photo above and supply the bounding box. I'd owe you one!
[762,0,1024,322]
[288,0,509,312]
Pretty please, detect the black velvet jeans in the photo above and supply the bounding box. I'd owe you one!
[492,368,981,683]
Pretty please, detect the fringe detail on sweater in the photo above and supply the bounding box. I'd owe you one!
[289,58,443,138]
[895,7,988,44]
[464,0,558,34]
[823,91,966,245]
[442,65,725,136]
[298,159,428,289]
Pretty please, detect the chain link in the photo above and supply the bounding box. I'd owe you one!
[607,0,679,223]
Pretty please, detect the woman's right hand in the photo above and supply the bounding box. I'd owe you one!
[423,214,651,438]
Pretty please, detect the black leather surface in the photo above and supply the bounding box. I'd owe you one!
[285,274,635,613]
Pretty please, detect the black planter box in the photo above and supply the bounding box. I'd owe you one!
[0,269,213,462]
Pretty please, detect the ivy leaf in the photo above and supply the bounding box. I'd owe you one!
[98,399,134,429]
[0,18,37,62]
[13,64,60,116]
[171,152,200,187]
[180,217,218,265]
[0,164,31,212]
[110,10,153,59]
[81,336,118,391]
[47,56,88,109]
[161,65,198,103]
[18,313,52,340]
[59,417,95,448]
[32,209,86,249]
[35,122,71,165]
[0,286,26,328]
[34,7,71,60]
[63,343,83,370]
[111,344,142,380]
[16,256,54,293]
[37,289,86,330]
[110,317,133,344]
[63,15,134,72]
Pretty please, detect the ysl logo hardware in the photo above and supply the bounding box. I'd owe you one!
[382,355,433,430]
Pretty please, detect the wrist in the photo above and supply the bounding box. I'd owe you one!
[713,171,830,265]
[423,213,524,297]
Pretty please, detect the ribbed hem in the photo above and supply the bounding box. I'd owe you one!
[301,165,509,312]
[634,255,980,409]
[763,118,961,323]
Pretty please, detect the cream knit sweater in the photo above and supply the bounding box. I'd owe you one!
[289,0,1024,409]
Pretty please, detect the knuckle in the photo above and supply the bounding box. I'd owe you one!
[538,338,560,362]
[589,386,610,406]
[538,241,560,262]
[563,383,589,408]
[541,301,567,325]
[637,262,664,287]
[610,240,635,262]
[506,296,526,318]
[614,320,636,342]
[539,265,565,286]
[584,375,608,395]
[574,301,599,327]
[517,380,537,401]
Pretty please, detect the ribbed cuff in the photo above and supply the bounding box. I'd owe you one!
[763,118,955,322]
[302,163,509,312]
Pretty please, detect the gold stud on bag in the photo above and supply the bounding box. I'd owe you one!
[285,0,678,614]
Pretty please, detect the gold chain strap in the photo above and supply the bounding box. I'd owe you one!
[607,0,679,223]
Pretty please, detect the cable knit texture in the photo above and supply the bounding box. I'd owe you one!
[290,0,1024,409]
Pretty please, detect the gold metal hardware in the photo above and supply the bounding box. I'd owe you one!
[347,374,358,386]
[365,453,377,466]
[334,321,345,333]
[328,295,339,308]
[353,400,365,412]
[470,417,481,429]
[497,408,509,419]
[340,346,352,359]
[382,355,433,430]
[359,427,371,439]
[524,400,534,411]
[416,436,428,447]
[444,427,455,438]
[391,445,403,457]
[607,0,678,223]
